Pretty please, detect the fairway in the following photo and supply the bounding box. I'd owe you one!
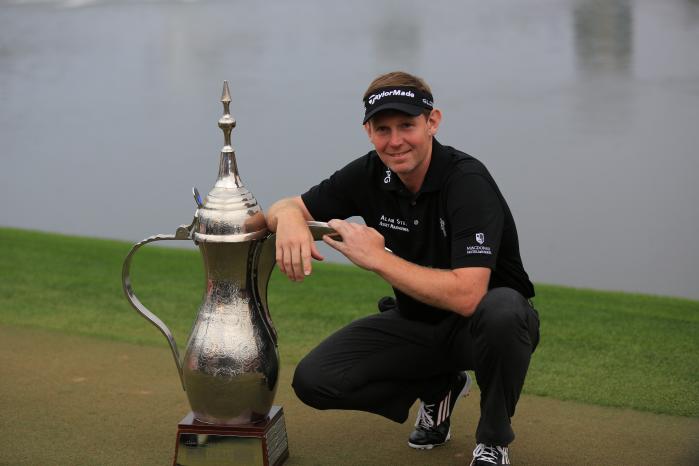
[1,228,698,464]
[1,325,697,465]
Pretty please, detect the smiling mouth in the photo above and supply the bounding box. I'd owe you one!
[388,150,410,157]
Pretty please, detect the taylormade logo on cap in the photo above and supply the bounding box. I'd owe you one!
[368,89,415,106]
[362,85,434,123]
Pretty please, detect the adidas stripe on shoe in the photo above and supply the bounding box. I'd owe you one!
[407,371,472,450]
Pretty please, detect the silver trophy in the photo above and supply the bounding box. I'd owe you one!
[121,82,333,466]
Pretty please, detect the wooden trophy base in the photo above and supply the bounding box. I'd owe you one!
[173,406,289,466]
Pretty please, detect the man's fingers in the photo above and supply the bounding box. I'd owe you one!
[276,231,325,281]
[290,245,304,281]
[276,246,287,275]
[327,219,349,237]
[311,241,325,261]
[282,246,295,280]
[300,241,313,276]
[323,234,345,253]
[275,248,283,273]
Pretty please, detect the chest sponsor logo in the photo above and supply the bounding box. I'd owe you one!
[467,232,492,255]
[439,218,447,238]
[384,169,392,184]
[378,214,410,233]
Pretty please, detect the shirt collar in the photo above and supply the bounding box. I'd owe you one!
[419,138,451,193]
[375,138,451,195]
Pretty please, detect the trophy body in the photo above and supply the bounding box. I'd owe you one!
[183,239,279,425]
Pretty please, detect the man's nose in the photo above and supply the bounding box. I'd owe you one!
[389,130,403,147]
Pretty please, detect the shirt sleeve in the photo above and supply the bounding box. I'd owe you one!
[446,173,504,269]
[300,156,366,222]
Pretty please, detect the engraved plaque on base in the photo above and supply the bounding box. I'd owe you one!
[174,406,289,466]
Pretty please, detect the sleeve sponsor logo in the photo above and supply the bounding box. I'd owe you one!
[467,232,492,255]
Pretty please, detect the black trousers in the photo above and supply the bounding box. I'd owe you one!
[292,287,540,446]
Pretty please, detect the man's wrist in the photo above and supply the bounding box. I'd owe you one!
[272,202,305,229]
[370,248,397,275]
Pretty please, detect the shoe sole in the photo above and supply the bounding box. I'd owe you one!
[407,430,451,450]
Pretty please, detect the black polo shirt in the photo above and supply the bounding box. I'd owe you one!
[301,139,534,323]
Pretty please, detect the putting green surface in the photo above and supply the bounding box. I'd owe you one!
[1,325,697,465]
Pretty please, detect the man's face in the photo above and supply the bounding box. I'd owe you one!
[364,110,441,181]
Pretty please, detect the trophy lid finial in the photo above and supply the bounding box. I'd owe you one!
[218,81,236,148]
[193,80,267,242]
[221,80,231,104]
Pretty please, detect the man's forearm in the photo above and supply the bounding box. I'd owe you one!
[372,251,489,317]
[323,219,489,316]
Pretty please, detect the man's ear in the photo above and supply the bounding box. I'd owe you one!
[363,122,372,139]
[427,109,443,135]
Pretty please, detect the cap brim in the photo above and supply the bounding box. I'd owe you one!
[363,103,425,124]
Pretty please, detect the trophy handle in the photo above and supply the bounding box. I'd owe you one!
[253,221,340,347]
[306,221,341,241]
[121,223,193,391]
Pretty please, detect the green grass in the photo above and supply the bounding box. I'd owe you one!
[1,227,697,417]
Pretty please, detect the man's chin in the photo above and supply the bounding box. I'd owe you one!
[389,166,413,177]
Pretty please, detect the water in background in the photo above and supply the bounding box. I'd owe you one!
[2,0,698,300]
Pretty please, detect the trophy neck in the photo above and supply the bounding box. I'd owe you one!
[216,148,243,189]
[199,241,252,287]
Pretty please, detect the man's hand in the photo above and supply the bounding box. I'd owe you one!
[276,217,324,281]
[267,197,323,282]
[323,219,388,271]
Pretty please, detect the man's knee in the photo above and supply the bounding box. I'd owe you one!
[292,356,342,410]
[292,357,320,407]
[474,288,529,341]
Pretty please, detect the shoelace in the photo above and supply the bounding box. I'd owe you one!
[472,443,509,464]
[414,402,436,430]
